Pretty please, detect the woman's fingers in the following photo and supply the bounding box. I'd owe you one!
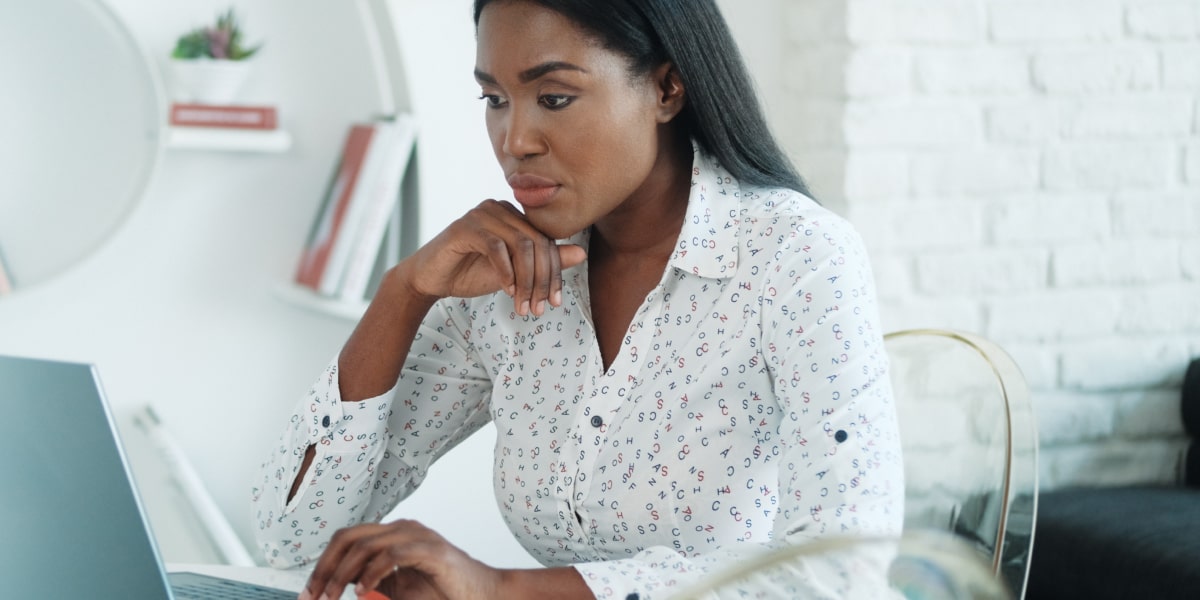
[307,524,401,600]
[411,199,586,311]
[304,520,499,600]
[354,553,404,597]
[321,529,394,600]
[511,235,537,316]
[546,236,563,311]
[490,201,543,316]
[537,235,564,315]
[477,228,516,297]
[307,521,457,600]
[353,548,445,600]
[477,201,579,316]
[370,567,444,600]
[303,525,379,600]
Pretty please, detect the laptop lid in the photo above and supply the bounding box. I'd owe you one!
[0,354,173,599]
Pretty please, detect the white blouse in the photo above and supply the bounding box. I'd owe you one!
[253,148,905,599]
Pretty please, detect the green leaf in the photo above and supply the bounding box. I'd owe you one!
[229,43,261,60]
[172,7,261,61]
[171,29,211,59]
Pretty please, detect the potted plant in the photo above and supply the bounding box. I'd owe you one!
[168,8,262,105]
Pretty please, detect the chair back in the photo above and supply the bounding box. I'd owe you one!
[884,329,1038,599]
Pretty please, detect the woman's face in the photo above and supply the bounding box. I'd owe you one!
[475,0,678,240]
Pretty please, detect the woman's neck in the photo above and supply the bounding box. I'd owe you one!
[590,131,693,260]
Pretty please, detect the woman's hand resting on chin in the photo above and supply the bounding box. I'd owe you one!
[398,199,587,316]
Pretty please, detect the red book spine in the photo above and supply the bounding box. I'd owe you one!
[0,243,12,295]
[0,259,12,296]
[294,124,377,291]
[169,103,278,130]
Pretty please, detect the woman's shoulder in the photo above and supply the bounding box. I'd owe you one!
[736,184,867,253]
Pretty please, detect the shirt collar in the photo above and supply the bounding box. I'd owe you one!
[669,145,742,280]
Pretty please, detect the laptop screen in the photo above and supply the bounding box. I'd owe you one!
[0,355,172,599]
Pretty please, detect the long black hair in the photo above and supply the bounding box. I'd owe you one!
[473,0,811,197]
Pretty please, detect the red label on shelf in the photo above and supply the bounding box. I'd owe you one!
[169,103,278,130]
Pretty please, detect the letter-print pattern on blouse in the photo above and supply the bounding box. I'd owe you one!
[253,148,905,599]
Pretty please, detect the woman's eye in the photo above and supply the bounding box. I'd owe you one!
[539,95,574,110]
[478,94,507,108]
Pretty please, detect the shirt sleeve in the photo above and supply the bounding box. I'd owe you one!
[252,298,494,569]
[573,212,906,599]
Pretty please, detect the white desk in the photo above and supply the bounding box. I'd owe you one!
[168,564,358,600]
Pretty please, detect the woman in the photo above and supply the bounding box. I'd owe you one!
[254,1,904,598]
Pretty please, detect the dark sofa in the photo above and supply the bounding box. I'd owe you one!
[1026,358,1200,599]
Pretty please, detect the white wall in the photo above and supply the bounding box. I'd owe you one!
[774,0,1200,490]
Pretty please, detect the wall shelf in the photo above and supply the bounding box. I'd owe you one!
[272,282,367,321]
[166,126,292,153]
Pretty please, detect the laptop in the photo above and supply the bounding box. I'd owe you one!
[0,354,296,599]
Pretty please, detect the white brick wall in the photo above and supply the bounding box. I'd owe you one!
[914,48,1030,94]
[1051,241,1180,286]
[909,148,1040,194]
[1032,48,1158,93]
[989,194,1111,243]
[844,102,979,147]
[1184,240,1200,277]
[1163,45,1200,90]
[1043,143,1174,190]
[1062,97,1193,138]
[990,2,1124,43]
[1187,142,1200,182]
[847,0,983,44]
[1126,2,1200,40]
[775,0,1200,492]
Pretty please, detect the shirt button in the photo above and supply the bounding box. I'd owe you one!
[590,415,603,428]
[322,415,331,428]
[835,429,847,443]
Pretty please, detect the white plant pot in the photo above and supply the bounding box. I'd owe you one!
[169,58,252,105]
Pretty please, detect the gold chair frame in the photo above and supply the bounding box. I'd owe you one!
[884,329,1039,599]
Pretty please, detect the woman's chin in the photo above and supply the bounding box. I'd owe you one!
[524,211,585,242]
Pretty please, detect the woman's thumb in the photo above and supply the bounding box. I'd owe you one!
[557,244,587,269]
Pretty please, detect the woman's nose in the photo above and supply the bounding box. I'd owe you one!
[502,108,547,159]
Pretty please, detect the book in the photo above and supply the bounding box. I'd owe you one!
[315,120,392,296]
[0,243,12,296]
[169,103,278,130]
[336,115,416,302]
[293,124,376,291]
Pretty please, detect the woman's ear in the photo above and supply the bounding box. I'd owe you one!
[653,63,686,123]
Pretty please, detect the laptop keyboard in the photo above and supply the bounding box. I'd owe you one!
[169,572,297,599]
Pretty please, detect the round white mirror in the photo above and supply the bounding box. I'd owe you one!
[0,0,162,292]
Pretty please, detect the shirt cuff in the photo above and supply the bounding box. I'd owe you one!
[307,358,395,451]
[573,548,696,599]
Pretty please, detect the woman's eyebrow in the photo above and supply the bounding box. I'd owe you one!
[474,68,498,85]
[474,61,588,85]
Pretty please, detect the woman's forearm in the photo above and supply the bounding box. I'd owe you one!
[286,262,437,504]
[338,260,439,402]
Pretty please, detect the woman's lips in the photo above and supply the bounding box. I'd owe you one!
[512,186,559,208]
[508,173,561,209]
